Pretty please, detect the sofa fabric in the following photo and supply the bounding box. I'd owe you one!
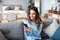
[51,26,60,40]
[42,19,60,40]
[44,19,59,37]
[0,30,7,40]
[41,20,53,39]
[0,22,24,40]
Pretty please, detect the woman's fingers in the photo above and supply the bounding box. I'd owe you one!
[28,28,32,32]
[24,26,28,31]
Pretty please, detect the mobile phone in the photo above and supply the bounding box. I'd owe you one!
[24,24,28,27]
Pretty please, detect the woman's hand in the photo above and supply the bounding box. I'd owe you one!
[28,28,32,32]
[24,26,32,32]
[24,26,28,31]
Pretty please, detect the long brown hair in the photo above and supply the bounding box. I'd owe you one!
[27,7,41,30]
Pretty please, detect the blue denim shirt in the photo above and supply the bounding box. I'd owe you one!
[24,20,43,40]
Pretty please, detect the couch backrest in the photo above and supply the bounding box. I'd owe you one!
[43,20,53,29]
[0,22,24,40]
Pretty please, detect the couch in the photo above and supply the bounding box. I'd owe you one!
[0,20,53,40]
[0,19,60,40]
[0,22,24,40]
[42,19,60,40]
[41,20,53,40]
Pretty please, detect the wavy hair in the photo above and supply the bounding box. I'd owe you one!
[27,7,41,30]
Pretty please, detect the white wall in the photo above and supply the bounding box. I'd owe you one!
[41,0,57,15]
[34,0,40,12]
[1,0,29,11]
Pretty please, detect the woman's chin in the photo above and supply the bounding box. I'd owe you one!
[31,18,34,20]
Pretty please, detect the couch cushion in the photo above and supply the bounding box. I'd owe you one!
[43,20,53,29]
[41,20,53,39]
[44,19,59,37]
[0,22,24,40]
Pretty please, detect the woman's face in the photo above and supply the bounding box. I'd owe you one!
[29,10,36,21]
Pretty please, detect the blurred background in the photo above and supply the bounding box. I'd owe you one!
[0,0,60,40]
[0,0,60,23]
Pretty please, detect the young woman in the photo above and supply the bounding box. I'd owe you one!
[24,7,43,40]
